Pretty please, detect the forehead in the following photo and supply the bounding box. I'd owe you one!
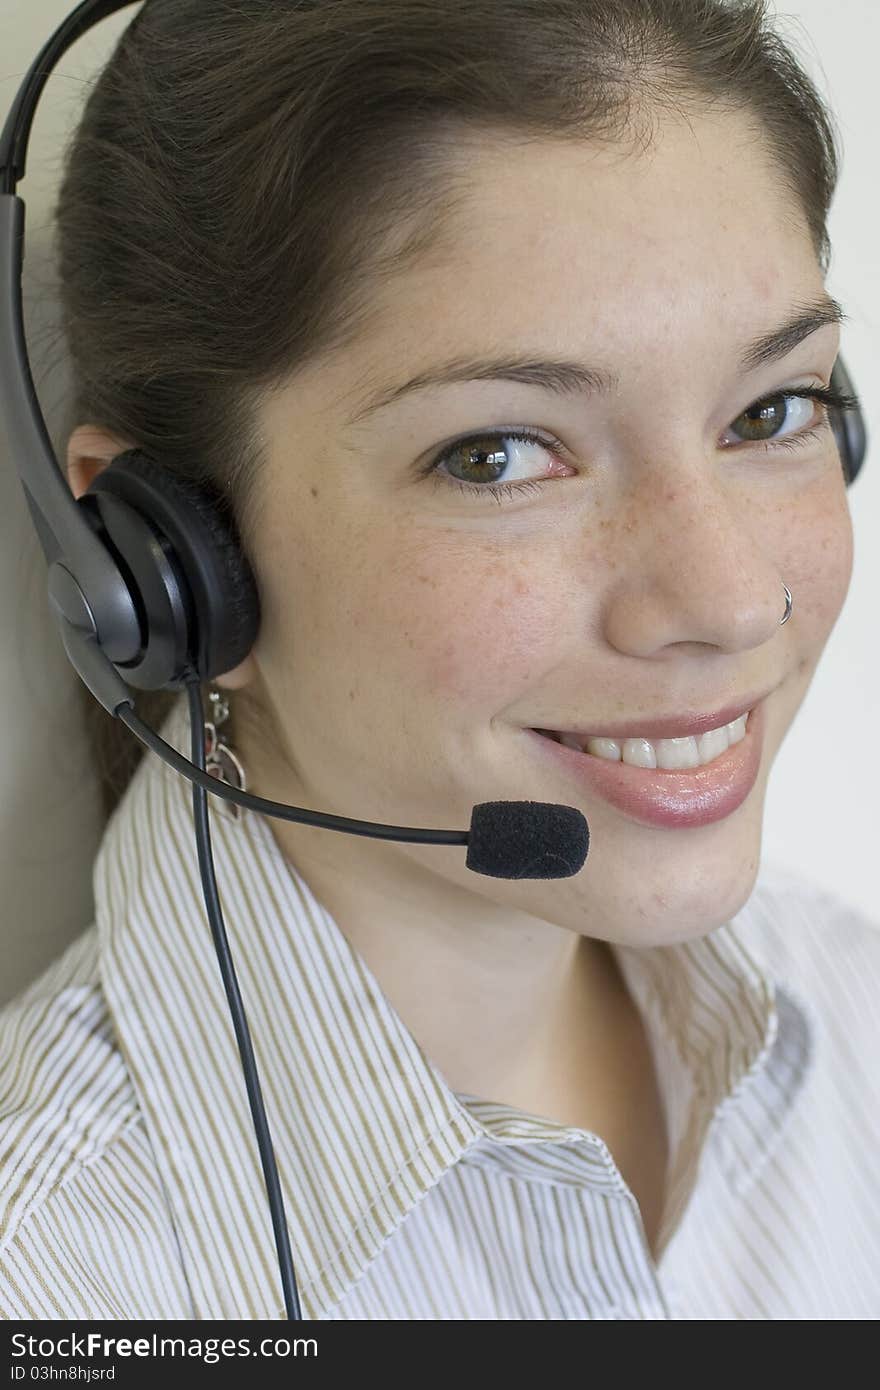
[261,107,830,440]
[356,108,821,356]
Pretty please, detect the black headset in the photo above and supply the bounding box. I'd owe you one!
[0,0,869,1322]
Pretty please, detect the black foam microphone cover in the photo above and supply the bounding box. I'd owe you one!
[466,801,589,879]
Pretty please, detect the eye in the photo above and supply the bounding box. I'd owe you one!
[727,391,818,447]
[417,427,567,506]
[415,383,859,504]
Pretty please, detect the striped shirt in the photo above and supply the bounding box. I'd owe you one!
[1,692,879,1320]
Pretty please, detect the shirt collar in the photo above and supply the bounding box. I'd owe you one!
[95,693,813,1318]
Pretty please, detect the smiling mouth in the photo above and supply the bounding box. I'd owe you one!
[531,707,753,770]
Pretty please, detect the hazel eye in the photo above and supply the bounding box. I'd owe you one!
[429,428,561,489]
[727,391,816,446]
[416,426,567,504]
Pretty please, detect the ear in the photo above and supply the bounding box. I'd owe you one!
[66,423,136,500]
[65,424,259,691]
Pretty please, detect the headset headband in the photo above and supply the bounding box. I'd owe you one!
[0,1,152,715]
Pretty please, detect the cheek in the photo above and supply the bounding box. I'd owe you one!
[385,545,569,705]
[788,484,854,634]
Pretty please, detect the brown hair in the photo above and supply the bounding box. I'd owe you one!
[51,0,841,822]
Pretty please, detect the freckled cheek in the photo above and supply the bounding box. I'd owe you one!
[388,561,565,707]
[791,492,854,633]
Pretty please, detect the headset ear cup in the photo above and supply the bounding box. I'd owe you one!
[830,356,867,488]
[83,449,261,690]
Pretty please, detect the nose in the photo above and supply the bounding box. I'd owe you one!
[599,468,789,657]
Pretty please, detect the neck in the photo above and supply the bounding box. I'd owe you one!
[258,802,629,1121]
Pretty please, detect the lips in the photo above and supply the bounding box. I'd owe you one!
[531,689,769,743]
[525,696,766,829]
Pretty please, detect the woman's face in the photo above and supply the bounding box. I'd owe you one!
[223,107,853,948]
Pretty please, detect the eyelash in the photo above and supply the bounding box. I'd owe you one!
[419,385,861,504]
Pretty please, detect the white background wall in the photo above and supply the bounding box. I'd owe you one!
[1,0,877,1005]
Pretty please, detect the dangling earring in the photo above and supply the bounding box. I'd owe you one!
[203,686,248,822]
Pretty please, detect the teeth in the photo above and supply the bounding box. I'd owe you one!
[557,713,749,768]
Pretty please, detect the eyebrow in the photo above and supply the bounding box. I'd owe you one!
[345,293,846,426]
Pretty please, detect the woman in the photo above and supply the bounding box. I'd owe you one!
[1,0,877,1319]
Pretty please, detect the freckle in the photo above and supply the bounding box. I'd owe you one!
[310,485,319,499]
[349,688,355,701]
